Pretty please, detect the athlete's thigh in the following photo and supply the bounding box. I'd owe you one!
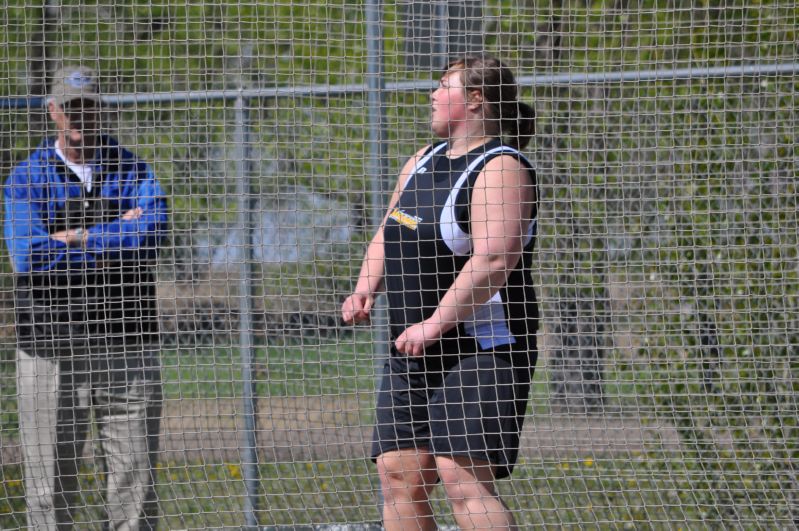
[372,357,437,459]
[428,353,528,463]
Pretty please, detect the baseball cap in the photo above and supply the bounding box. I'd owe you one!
[48,66,102,107]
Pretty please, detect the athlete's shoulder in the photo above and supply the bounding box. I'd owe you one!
[472,146,537,195]
[487,143,533,165]
[399,143,444,179]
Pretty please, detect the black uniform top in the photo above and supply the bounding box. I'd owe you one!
[382,138,539,358]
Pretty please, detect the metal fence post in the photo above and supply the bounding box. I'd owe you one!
[365,0,390,520]
[234,93,259,529]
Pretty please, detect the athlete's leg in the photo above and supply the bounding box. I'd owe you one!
[436,454,516,530]
[428,351,529,528]
[376,448,439,531]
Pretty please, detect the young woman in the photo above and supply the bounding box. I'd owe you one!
[342,55,538,530]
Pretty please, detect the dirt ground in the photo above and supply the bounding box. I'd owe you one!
[1,393,680,467]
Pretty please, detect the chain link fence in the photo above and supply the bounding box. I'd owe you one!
[1,1,797,528]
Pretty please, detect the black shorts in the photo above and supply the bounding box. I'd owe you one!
[371,345,536,479]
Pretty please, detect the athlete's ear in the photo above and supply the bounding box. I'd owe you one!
[467,89,483,112]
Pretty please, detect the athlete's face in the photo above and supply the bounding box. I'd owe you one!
[431,71,471,138]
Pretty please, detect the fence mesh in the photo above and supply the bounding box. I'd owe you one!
[1,1,797,529]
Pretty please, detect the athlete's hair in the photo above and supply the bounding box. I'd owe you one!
[446,55,535,151]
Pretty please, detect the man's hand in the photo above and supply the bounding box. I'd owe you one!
[50,228,87,246]
[49,208,142,247]
[394,320,444,357]
[122,207,143,220]
[341,292,374,325]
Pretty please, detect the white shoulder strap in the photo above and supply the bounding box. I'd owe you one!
[450,145,537,247]
[401,142,448,190]
[450,145,519,193]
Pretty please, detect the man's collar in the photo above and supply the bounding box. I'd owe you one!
[45,135,117,165]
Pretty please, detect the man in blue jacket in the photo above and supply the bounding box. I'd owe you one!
[4,65,168,530]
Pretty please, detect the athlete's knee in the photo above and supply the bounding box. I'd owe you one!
[376,451,437,499]
[436,455,497,499]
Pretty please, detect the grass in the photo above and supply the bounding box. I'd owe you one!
[160,341,378,401]
[3,454,773,529]
[3,344,792,527]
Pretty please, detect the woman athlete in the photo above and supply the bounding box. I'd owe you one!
[343,55,538,530]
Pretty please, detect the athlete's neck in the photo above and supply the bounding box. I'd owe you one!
[446,136,495,158]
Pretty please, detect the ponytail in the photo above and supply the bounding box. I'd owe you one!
[501,101,536,151]
[452,55,536,151]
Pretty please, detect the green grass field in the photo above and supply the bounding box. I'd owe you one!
[160,338,379,400]
[1,452,720,529]
[1,343,793,528]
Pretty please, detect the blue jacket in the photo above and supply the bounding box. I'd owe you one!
[4,135,168,356]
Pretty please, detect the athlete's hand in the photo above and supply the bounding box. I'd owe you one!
[394,320,444,357]
[341,292,374,325]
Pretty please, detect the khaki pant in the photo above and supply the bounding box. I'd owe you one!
[16,349,162,530]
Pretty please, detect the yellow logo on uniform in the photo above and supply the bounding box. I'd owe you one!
[389,208,423,230]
